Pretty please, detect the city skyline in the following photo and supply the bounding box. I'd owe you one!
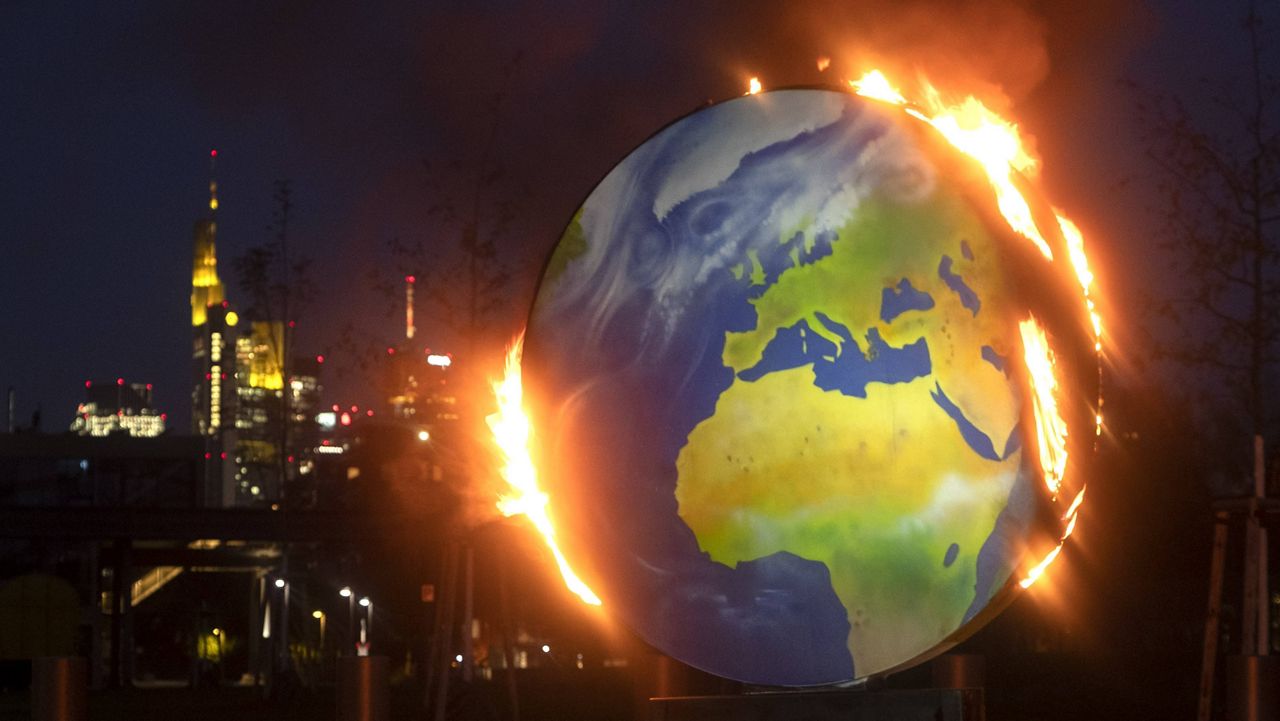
[0,0,1257,432]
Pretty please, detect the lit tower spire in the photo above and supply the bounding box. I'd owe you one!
[209,148,219,217]
[405,275,416,340]
[191,149,226,326]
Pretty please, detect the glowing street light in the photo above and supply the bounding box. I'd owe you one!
[339,587,355,656]
[312,610,326,649]
[359,597,373,647]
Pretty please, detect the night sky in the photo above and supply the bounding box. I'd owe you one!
[0,0,1263,432]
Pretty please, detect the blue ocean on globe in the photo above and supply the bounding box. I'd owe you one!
[525,89,1038,685]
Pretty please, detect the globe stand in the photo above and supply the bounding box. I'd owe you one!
[649,653,985,721]
[649,687,983,721]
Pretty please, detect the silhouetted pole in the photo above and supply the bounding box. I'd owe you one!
[1198,514,1230,721]
[931,654,985,689]
[462,545,474,682]
[338,656,388,721]
[33,657,86,721]
[498,551,521,721]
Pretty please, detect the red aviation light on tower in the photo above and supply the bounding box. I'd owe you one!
[210,149,217,158]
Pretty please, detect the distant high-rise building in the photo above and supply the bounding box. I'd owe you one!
[70,379,166,437]
[185,151,321,506]
[232,320,284,502]
[384,276,459,431]
[191,151,236,438]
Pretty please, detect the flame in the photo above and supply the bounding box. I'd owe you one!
[850,69,907,105]
[852,67,1101,589]
[496,71,1102,602]
[1055,214,1103,342]
[1019,317,1068,498]
[849,71,1051,260]
[1019,486,1086,588]
[488,335,602,606]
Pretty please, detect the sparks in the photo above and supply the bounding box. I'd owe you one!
[746,76,763,95]
[488,335,602,606]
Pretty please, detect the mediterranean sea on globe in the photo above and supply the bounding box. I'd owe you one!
[523,88,1041,686]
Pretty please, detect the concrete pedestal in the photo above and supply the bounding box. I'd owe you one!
[650,688,984,721]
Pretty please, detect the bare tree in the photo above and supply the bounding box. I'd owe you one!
[1140,8,1280,439]
[233,180,314,500]
[1136,3,1280,669]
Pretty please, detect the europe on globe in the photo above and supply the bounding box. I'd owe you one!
[523,88,1058,685]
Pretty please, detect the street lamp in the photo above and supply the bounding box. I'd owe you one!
[339,587,354,655]
[359,596,372,646]
[312,610,326,649]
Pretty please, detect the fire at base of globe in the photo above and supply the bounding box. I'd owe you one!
[517,86,1094,686]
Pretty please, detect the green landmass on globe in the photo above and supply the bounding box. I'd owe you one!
[675,186,1025,675]
[526,89,1047,684]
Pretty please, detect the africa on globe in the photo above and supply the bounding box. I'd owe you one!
[521,88,1088,686]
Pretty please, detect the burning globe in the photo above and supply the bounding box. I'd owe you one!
[516,86,1096,685]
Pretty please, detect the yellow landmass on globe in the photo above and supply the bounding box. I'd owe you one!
[675,186,1027,676]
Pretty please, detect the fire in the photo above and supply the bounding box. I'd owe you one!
[1019,317,1068,498]
[852,68,1100,589]
[816,56,831,72]
[1055,214,1103,342]
[850,69,907,105]
[497,69,1100,603]
[850,70,1050,259]
[488,335,602,606]
[1020,487,1087,589]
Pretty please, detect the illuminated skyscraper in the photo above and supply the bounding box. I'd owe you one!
[70,379,166,437]
[232,320,283,500]
[384,276,459,430]
[190,150,223,327]
[191,150,236,437]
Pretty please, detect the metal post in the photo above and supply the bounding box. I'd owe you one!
[462,545,474,683]
[1245,436,1269,656]
[108,539,132,687]
[338,655,388,721]
[931,654,985,689]
[498,552,521,721]
[1255,435,1269,655]
[33,657,86,721]
[248,574,261,687]
[432,542,461,721]
[1227,655,1279,721]
[1199,515,1230,721]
